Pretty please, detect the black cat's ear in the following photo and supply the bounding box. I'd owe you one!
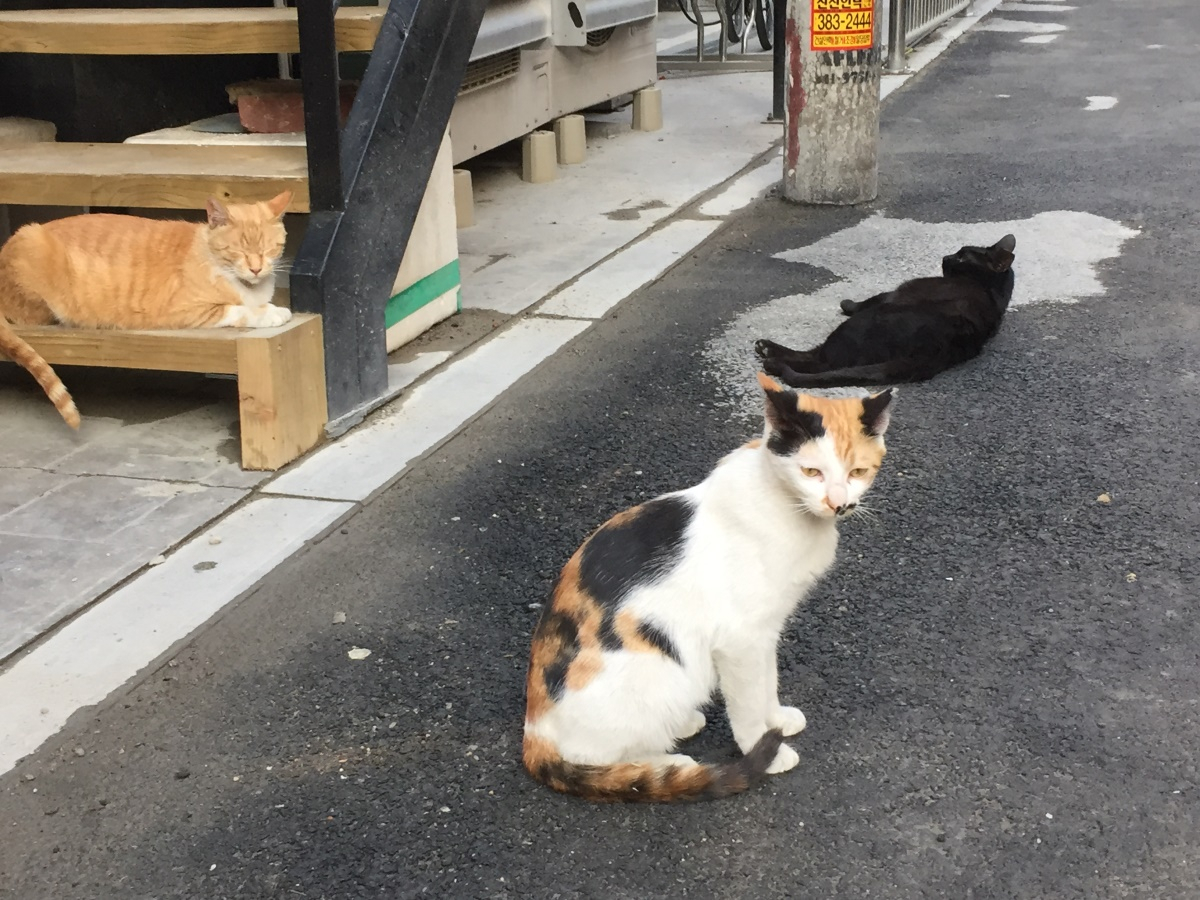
[860,388,895,437]
[989,234,1016,271]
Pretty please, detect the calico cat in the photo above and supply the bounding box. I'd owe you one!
[755,234,1017,388]
[0,191,294,428]
[523,372,894,802]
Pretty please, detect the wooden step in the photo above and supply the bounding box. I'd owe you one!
[5,314,328,471]
[0,6,382,56]
[0,143,310,211]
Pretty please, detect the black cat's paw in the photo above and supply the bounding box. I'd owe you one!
[762,357,804,387]
[760,355,786,378]
[755,339,790,360]
[839,298,860,315]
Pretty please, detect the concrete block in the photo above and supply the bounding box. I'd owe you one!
[0,117,56,146]
[554,115,587,165]
[453,168,475,229]
[522,131,558,184]
[632,86,663,133]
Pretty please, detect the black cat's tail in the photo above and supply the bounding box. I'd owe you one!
[764,357,932,388]
[523,729,784,803]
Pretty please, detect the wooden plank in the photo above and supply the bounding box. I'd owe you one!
[236,315,327,471]
[0,7,382,55]
[2,314,322,376]
[0,143,310,210]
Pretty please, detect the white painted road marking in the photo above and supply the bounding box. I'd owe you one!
[1085,96,1119,111]
[979,19,1067,34]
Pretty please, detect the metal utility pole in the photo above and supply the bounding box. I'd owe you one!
[783,0,883,204]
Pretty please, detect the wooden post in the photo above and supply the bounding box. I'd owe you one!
[235,315,327,470]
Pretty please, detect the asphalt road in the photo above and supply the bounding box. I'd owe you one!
[4,2,1199,897]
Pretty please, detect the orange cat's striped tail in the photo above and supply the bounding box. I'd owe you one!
[523,729,783,803]
[0,317,79,428]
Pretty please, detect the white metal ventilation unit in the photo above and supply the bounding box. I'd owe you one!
[450,0,659,165]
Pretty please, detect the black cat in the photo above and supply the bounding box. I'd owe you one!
[755,235,1017,388]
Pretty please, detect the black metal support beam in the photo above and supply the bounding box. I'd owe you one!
[296,0,345,213]
[291,0,488,426]
[772,0,785,120]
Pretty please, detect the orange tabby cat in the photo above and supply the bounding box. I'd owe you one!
[0,191,294,428]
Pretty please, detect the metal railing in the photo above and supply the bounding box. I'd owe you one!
[887,0,973,72]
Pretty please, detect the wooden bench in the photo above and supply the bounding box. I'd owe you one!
[2,314,327,471]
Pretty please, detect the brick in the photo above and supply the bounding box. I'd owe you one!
[226,79,357,135]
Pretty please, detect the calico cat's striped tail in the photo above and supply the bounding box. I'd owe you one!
[0,316,79,428]
[523,729,784,803]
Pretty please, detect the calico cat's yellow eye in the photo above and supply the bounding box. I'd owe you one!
[800,467,821,478]
[849,468,869,479]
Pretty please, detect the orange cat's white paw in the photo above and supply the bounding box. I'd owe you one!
[255,304,292,328]
[765,743,800,775]
[770,705,807,737]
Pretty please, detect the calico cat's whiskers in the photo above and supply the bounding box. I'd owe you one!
[848,502,881,525]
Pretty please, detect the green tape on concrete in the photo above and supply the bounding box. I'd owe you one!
[385,259,461,330]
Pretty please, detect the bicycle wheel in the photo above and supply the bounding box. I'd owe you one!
[675,0,721,27]
[724,0,746,43]
[754,0,774,51]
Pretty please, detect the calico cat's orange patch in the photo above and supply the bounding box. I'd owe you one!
[797,393,887,470]
[612,610,662,656]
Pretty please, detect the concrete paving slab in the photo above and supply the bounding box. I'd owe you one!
[52,403,266,490]
[458,71,781,316]
[0,477,246,660]
[0,467,72,517]
[539,218,723,319]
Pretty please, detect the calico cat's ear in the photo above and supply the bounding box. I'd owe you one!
[758,371,824,447]
[205,198,230,229]
[988,234,1016,272]
[757,371,785,394]
[860,388,895,437]
[759,372,794,431]
[266,191,293,218]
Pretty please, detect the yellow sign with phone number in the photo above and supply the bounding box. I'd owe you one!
[811,0,874,51]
